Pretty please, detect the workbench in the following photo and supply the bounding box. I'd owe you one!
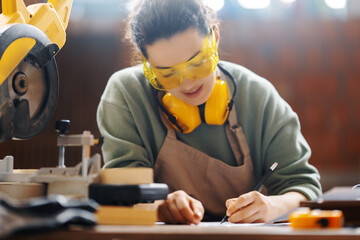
[4,223,360,240]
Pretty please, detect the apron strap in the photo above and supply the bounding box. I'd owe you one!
[159,107,178,140]
[157,91,178,140]
[225,106,249,166]
[218,67,249,167]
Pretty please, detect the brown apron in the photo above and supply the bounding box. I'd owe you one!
[154,103,255,219]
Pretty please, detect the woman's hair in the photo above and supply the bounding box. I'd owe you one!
[125,0,218,63]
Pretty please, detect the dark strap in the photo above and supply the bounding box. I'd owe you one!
[225,107,246,166]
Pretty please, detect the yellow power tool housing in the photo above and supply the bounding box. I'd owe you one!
[0,0,72,142]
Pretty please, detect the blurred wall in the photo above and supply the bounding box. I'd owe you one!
[219,18,360,191]
[1,0,360,192]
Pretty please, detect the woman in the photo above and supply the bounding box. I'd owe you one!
[97,0,321,225]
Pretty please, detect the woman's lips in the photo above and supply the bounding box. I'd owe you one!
[182,85,203,98]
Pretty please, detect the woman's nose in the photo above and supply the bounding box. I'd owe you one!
[180,77,196,91]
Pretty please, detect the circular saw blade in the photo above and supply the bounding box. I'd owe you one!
[6,56,58,140]
[9,59,47,119]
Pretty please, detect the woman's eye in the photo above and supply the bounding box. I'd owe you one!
[163,73,174,78]
[192,59,207,67]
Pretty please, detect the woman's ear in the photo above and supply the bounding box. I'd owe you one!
[212,25,220,46]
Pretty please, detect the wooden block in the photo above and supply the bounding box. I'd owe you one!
[96,205,157,225]
[100,168,153,185]
[13,169,38,173]
[0,182,45,200]
[47,180,89,198]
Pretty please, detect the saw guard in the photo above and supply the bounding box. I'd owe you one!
[0,24,59,142]
[0,0,73,142]
[0,37,36,86]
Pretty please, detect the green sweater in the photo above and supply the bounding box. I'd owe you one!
[97,61,322,200]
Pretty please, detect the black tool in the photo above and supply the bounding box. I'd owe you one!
[89,183,169,206]
[55,119,71,168]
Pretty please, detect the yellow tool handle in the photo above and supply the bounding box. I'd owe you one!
[0,0,72,85]
[0,0,72,49]
[1,0,29,16]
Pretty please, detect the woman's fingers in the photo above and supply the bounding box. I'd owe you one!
[157,200,178,224]
[189,197,203,219]
[168,196,191,223]
[226,191,270,223]
[157,190,204,224]
[188,197,204,224]
[174,194,195,222]
[228,201,259,223]
[225,198,237,209]
[227,191,256,216]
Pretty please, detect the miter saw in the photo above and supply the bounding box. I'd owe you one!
[0,0,101,199]
[0,0,168,205]
[0,0,71,143]
[0,0,111,200]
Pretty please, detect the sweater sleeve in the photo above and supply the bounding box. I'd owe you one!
[97,100,152,168]
[96,69,159,168]
[259,81,322,200]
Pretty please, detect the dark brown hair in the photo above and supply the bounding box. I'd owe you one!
[126,0,218,63]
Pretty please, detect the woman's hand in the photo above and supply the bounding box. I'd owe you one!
[225,191,306,223]
[156,190,204,225]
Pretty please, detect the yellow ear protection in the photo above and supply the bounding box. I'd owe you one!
[159,64,236,134]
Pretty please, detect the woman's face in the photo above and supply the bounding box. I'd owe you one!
[146,28,218,106]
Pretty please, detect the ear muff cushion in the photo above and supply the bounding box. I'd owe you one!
[162,93,201,134]
[161,80,230,133]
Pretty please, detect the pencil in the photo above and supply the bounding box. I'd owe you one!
[220,162,278,224]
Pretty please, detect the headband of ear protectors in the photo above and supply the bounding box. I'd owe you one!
[159,64,236,134]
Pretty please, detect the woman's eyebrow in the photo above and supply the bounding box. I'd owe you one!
[155,50,201,69]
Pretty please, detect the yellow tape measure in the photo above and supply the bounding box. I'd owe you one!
[289,208,343,229]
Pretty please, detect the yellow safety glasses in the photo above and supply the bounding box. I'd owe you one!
[142,29,219,90]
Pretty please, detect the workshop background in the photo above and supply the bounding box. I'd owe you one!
[1,0,360,192]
